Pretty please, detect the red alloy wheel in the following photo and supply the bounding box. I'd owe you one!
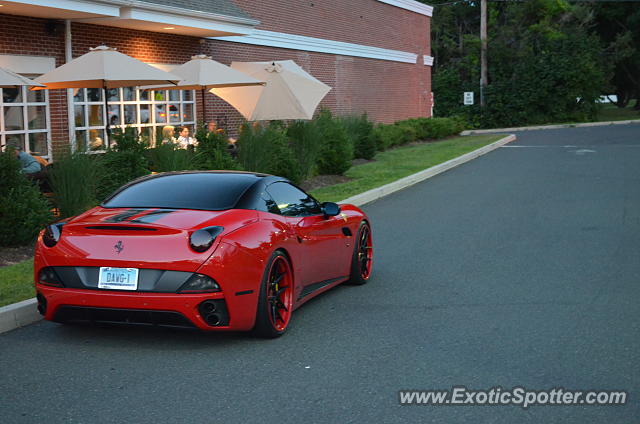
[358,224,373,280]
[266,256,293,332]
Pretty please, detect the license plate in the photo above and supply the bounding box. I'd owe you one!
[98,267,139,291]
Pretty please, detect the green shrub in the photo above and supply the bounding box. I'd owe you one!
[237,122,300,183]
[286,120,322,181]
[50,150,100,218]
[315,109,353,175]
[395,121,419,145]
[237,122,268,173]
[0,149,26,198]
[92,129,150,200]
[0,149,52,246]
[111,127,147,154]
[339,114,376,160]
[396,117,465,140]
[194,127,237,170]
[268,132,301,183]
[373,124,405,150]
[95,150,149,201]
[146,144,196,173]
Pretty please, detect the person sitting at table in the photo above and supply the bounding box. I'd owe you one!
[161,125,176,145]
[14,146,41,174]
[177,126,197,149]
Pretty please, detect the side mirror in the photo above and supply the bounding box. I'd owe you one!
[321,202,341,218]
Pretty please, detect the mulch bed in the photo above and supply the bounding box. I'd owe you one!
[300,158,378,191]
[0,244,34,267]
[300,174,352,192]
[351,158,376,166]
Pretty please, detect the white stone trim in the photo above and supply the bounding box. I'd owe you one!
[116,7,255,36]
[0,298,40,334]
[0,55,56,74]
[376,0,433,17]
[213,30,419,64]
[423,55,434,66]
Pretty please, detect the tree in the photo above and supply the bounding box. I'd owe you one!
[423,0,609,126]
[592,3,640,108]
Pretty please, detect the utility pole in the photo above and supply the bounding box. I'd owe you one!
[480,0,488,107]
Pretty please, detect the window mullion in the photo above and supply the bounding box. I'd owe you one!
[22,87,29,151]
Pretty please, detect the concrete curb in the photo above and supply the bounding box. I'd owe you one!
[0,298,40,334]
[0,133,516,335]
[460,119,640,135]
[342,134,516,207]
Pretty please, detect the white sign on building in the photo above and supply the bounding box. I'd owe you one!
[463,92,474,106]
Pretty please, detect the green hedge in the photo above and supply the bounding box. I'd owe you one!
[0,149,52,247]
[50,150,99,218]
[339,114,377,160]
[315,109,353,175]
[374,117,465,150]
[287,119,322,181]
[237,122,301,183]
[194,127,237,171]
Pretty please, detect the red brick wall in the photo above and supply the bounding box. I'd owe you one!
[202,40,431,134]
[232,0,430,56]
[0,15,67,151]
[0,2,431,148]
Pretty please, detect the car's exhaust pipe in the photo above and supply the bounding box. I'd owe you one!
[199,300,228,327]
[201,301,216,314]
[205,314,221,326]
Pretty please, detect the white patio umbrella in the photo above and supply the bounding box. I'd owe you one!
[32,45,181,136]
[210,60,331,121]
[145,54,265,122]
[0,67,44,88]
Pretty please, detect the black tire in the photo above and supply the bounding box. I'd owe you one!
[346,221,373,285]
[253,250,294,338]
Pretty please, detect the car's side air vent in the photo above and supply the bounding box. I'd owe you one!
[85,226,157,231]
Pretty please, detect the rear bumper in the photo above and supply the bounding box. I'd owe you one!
[36,284,254,331]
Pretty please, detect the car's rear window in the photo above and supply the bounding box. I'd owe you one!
[103,173,258,211]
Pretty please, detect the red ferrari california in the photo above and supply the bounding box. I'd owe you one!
[34,171,373,337]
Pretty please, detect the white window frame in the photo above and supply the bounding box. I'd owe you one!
[72,87,196,151]
[0,83,52,159]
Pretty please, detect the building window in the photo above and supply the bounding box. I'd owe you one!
[72,87,196,150]
[0,82,50,159]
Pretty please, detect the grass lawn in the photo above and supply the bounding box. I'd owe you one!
[310,134,502,202]
[0,259,34,307]
[595,103,640,122]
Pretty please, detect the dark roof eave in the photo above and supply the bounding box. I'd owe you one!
[103,0,259,27]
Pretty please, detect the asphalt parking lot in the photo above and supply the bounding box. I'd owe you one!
[1,124,639,423]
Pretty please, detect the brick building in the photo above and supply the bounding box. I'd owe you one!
[0,0,433,159]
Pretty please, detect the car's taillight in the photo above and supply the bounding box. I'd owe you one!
[178,273,220,293]
[42,223,65,248]
[189,226,223,253]
[38,267,64,287]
